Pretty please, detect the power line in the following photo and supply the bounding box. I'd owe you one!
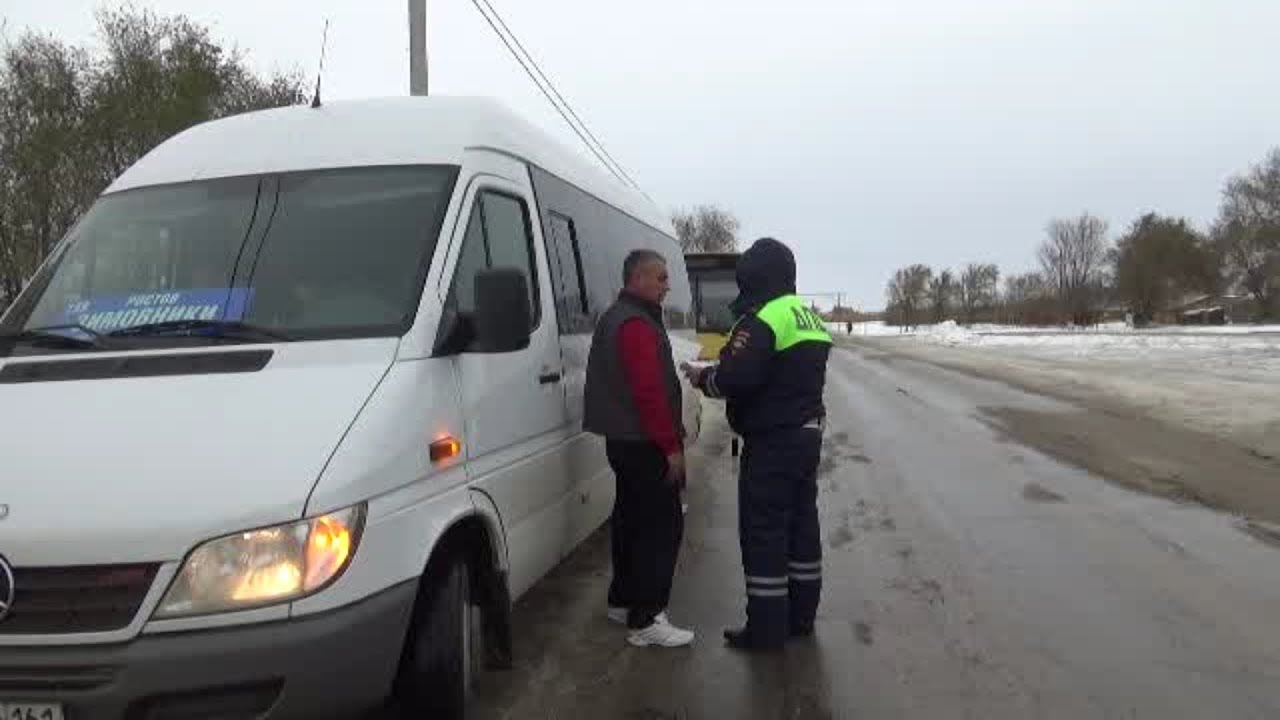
[467,0,633,188]
[476,0,640,191]
[467,0,641,192]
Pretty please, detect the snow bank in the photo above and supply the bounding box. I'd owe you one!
[850,322,1280,457]
[831,321,1280,376]
[882,322,1280,378]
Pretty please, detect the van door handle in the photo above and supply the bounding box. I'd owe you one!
[538,371,563,385]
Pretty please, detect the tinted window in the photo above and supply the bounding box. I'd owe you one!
[17,177,259,333]
[694,270,738,333]
[547,213,589,334]
[443,190,540,351]
[525,165,691,331]
[451,204,488,316]
[244,166,456,335]
[480,192,540,325]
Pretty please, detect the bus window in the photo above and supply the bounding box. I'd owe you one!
[686,253,740,359]
[694,270,737,334]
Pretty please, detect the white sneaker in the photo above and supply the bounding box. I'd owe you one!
[608,607,670,625]
[611,604,680,622]
[627,615,694,647]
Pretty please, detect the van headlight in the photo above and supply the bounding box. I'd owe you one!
[155,504,366,619]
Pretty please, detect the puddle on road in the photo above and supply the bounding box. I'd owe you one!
[854,621,875,645]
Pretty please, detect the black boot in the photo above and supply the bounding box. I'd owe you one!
[790,621,815,638]
[723,627,784,652]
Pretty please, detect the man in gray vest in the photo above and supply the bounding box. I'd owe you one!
[584,249,695,648]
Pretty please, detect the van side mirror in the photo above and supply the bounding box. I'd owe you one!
[473,268,532,353]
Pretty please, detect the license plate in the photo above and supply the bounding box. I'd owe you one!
[1,703,64,720]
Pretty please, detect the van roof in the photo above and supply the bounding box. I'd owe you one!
[106,95,672,236]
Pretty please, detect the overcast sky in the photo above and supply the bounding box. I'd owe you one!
[3,0,1278,308]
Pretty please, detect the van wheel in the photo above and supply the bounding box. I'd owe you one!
[393,554,483,719]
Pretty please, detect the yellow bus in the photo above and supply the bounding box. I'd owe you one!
[685,251,740,360]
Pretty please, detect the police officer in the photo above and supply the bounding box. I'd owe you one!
[683,237,832,652]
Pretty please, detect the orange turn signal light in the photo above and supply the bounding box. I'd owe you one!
[430,435,462,463]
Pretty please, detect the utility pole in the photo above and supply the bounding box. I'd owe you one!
[409,0,428,96]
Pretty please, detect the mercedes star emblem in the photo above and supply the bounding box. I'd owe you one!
[0,554,14,624]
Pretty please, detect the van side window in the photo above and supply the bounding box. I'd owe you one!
[546,212,589,333]
[451,204,488,316]
[525,164,693,332]
[446,190,541,339]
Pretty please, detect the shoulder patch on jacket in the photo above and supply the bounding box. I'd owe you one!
[729,328,751,353]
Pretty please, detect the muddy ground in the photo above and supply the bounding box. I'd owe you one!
[847,336,1280,529]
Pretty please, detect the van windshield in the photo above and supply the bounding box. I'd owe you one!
[4,165,458,353]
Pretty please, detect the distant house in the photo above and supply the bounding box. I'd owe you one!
[1162,293,1257,325]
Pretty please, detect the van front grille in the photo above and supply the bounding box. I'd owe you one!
[0,564,159,635]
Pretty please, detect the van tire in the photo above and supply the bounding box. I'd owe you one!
[392,553,480,719]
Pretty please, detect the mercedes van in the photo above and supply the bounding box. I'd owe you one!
[0,96,702,719]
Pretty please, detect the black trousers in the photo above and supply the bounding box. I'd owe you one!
[606,440,685,629]
[739,427,824,645]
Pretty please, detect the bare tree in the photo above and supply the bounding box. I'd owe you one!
[672,204,739,253]
[1039,213,1110,325]
[1214,148,1280,320]
[1002,272,1051,325]
[885,264,932,329]
[927,269,954,323]
[958,263,999,325]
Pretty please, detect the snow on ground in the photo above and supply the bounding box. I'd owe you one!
[830,320,1280,339]
[842,320,1280,460]
[871,320,1280,381]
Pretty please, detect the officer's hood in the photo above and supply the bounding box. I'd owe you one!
[731,237,797,316]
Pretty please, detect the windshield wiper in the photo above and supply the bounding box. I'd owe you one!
[0,324,112,349]
[108,319,293,343]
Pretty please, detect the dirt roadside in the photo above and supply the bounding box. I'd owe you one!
[846,337,1280,531]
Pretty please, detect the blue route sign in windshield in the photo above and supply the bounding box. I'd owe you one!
[59,288,254,332]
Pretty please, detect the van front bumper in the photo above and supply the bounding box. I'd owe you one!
[0,580,417,720]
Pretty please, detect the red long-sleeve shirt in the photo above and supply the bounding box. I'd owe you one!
[618,318,681,456]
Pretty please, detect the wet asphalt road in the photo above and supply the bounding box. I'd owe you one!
[455,346,1280,718]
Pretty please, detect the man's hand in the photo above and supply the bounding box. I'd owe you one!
[680,362,706,386]
[665,451,687,488]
